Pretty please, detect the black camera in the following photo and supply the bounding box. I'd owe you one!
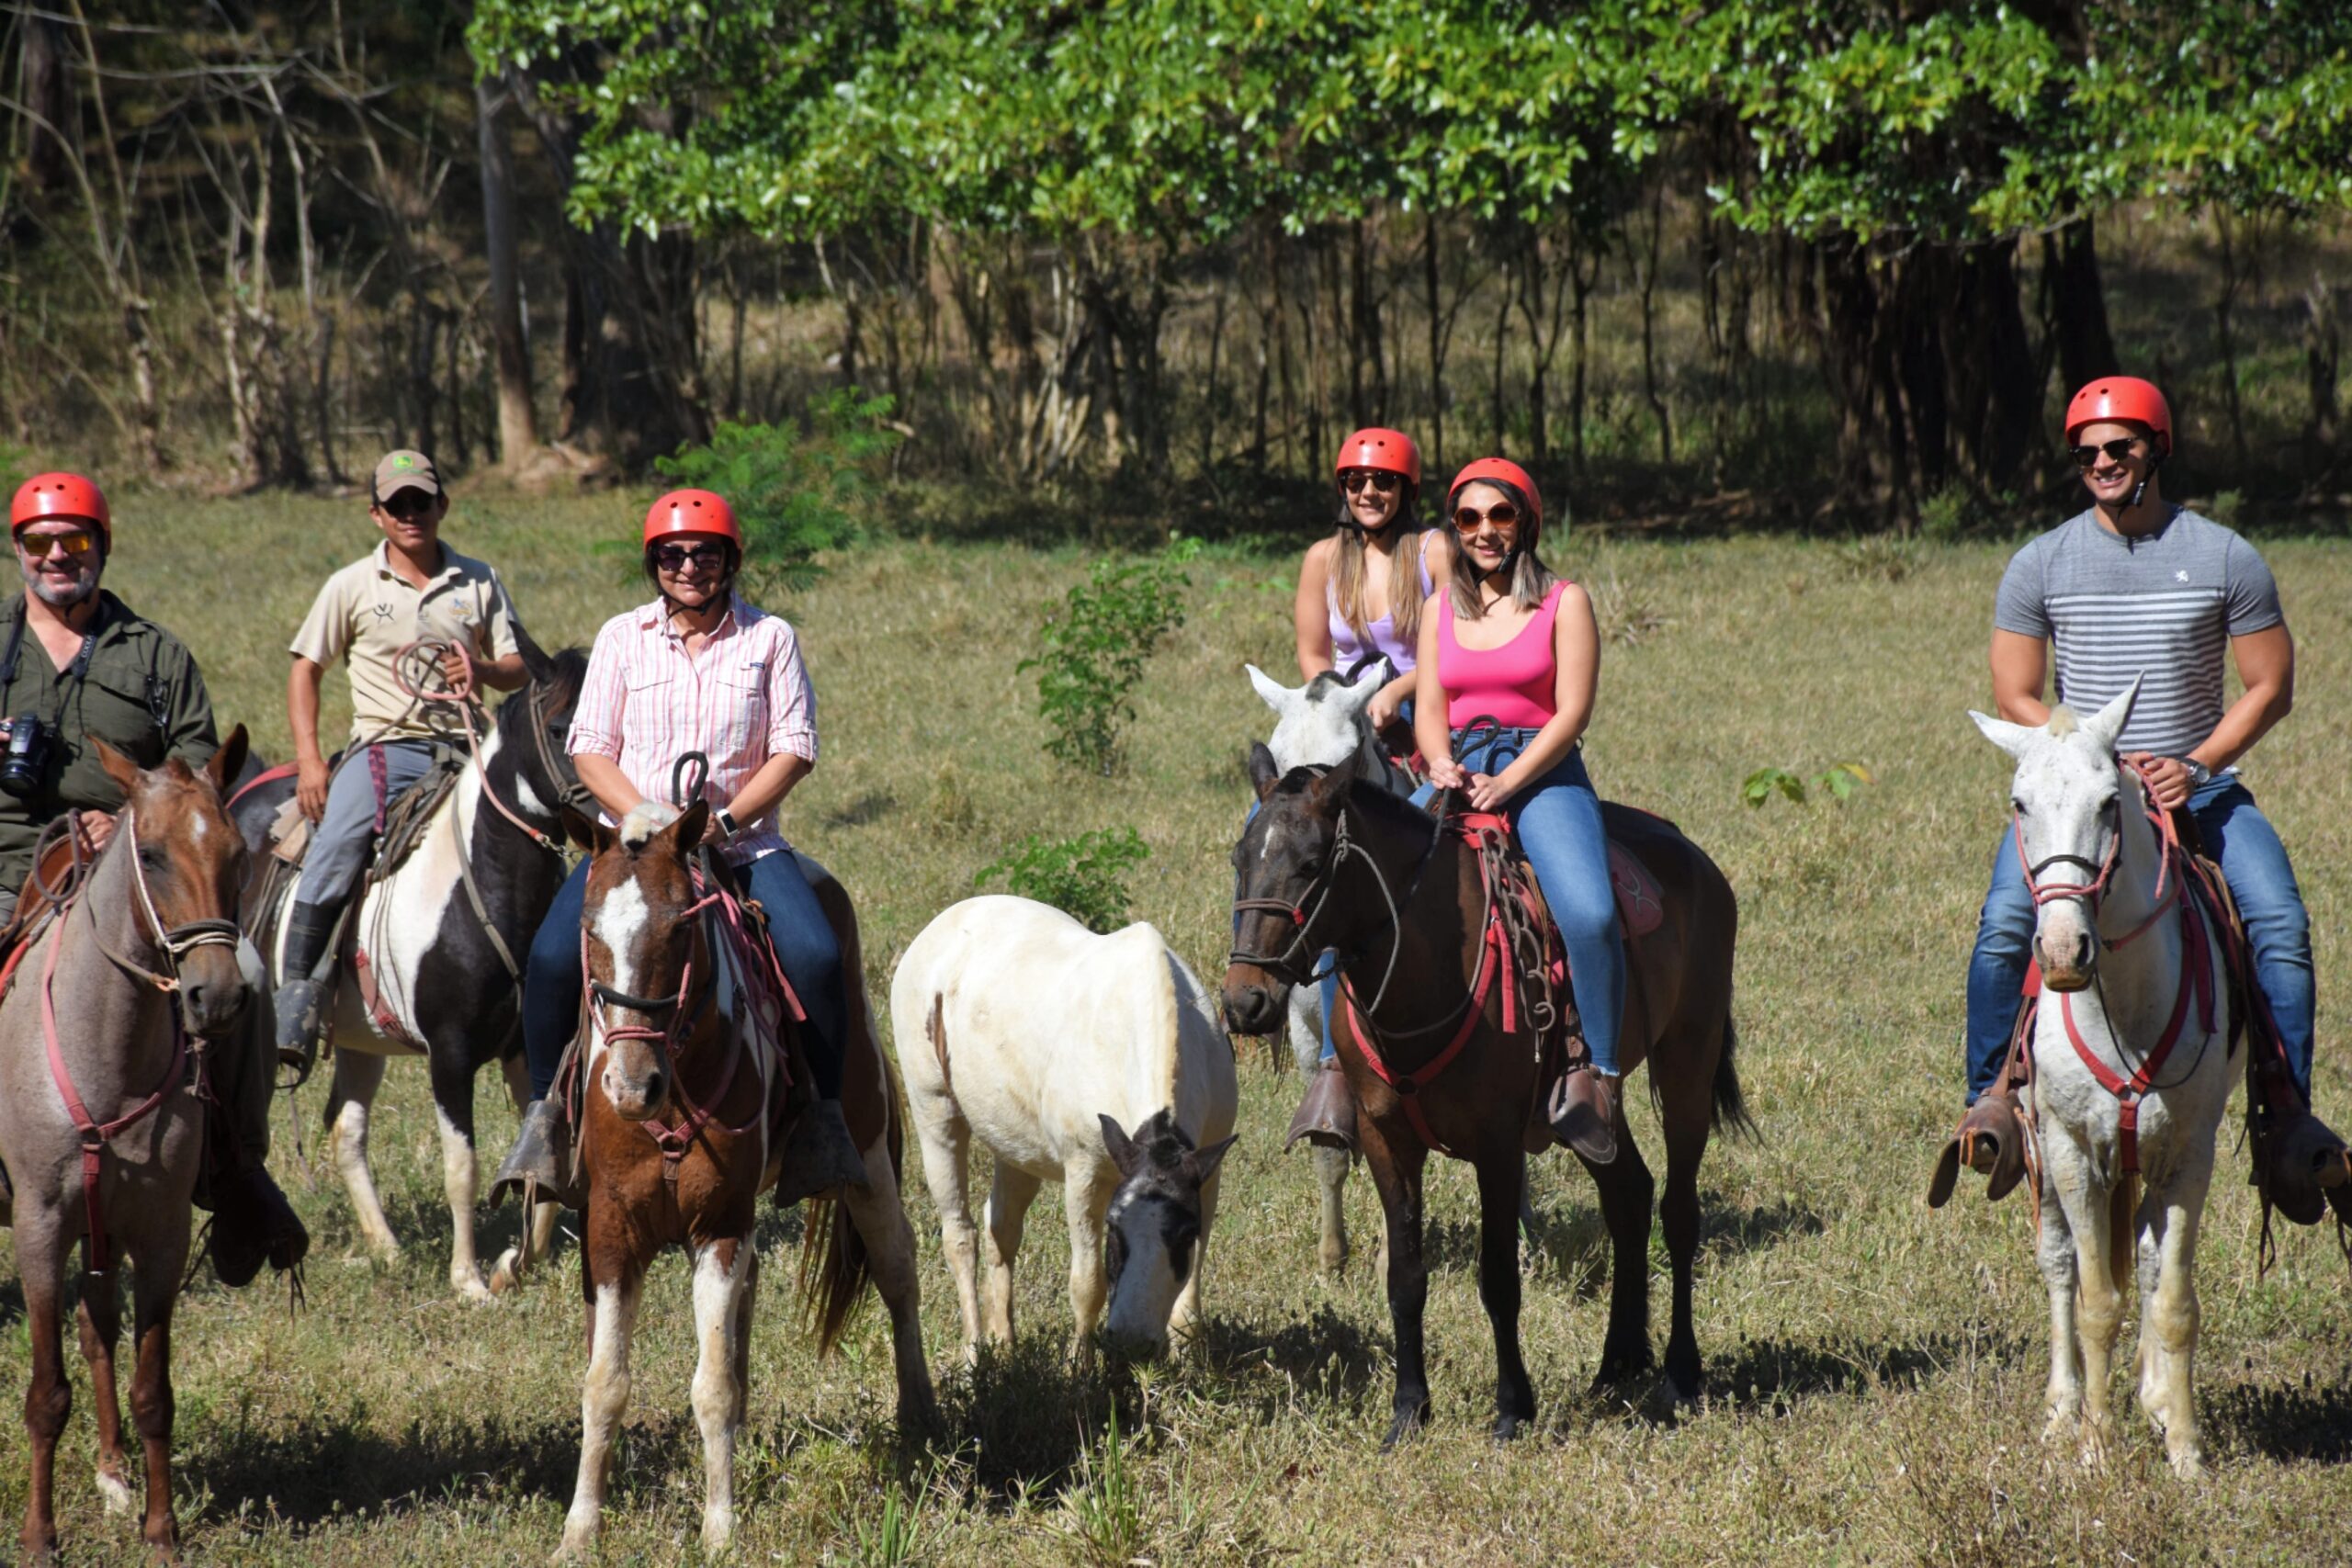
[0,715,55,798]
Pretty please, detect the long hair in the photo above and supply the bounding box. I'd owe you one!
[1328,483,1428,647]
[1445,478,1558,618]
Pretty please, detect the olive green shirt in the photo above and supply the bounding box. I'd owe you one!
[0,590,218,890]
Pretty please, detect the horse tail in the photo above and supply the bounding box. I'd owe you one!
[800,1050,904,1358]
[2106,1170,2140,1298]
[1709,1010,1758,1139]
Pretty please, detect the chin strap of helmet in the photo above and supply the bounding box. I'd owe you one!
[2129,448,2165,512]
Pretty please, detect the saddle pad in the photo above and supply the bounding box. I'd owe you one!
[1609,840,1664,939]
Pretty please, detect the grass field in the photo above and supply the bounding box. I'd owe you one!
[4,493,2350,1563]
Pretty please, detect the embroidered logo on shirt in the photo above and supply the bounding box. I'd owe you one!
[2175,570,2190,582]
[369,602,396,620]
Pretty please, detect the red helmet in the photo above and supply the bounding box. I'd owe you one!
[11,471,111,545]
[1448,457,1543,533]
[642,488,742,547]
[1334,427,1421,491]
[2064,377,2173,457]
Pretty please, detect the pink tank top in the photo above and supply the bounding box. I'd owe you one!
[1438,581,1569,729]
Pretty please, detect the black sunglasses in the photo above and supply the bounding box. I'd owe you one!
[1340,469,1400,494]
[653,542,729,572]
[379,491,437,520]
[2068,436,2143,469]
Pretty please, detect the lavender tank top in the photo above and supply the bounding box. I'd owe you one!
[1329,542,1436,674]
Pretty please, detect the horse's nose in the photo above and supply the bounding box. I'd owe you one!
[182,977,247,1036]
[1222,985,1278,1036]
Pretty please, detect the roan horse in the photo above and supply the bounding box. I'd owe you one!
[0,729,249,1559]
[1971,686,2232,1478]
[232,637,587,1298]
[556,799,935,1559]
[1226,743,1745,1441]
[891,894,1239,1359]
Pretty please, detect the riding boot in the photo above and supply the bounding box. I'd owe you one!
[2252,1098,2351,1227]
[1928,1088,2031,1207]
[271,900,341,1076]
[774,1099,870,1208]
[1548,1065,1620,1165]
[489,1098,582,1211]
[208,1167,311,1289]
[1284,1058,1357,1152]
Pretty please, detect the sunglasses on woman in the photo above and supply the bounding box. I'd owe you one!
[654,543,729,572]
[2068,436,2143,468]
[1453,503,1520,531]
[1340,469,1400,494]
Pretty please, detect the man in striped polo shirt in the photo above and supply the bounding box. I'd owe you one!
[1943,376,2349,1221]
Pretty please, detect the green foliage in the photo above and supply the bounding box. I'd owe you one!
[1835,534,1921,582]
[1065,1404,1147,1564]
[0,441,28,498]
[844,1481,927,1568]
[2204,490,2246,528]
[1742,761,1873,808]
[1021,537,1201,774]
[634,390,900,598]
[975,828,1149,934]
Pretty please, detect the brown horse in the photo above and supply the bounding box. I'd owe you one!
[0,729,251,1560]
[1225,744,1745,1443]
[554,800,935,1560]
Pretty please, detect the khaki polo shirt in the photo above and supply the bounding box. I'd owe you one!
[289,541,521,744]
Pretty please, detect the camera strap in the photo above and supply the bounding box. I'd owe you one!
[0,602,100,725]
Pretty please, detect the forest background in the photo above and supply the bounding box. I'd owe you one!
[3,0,2349,534]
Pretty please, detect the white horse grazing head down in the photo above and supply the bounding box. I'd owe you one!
[1971,681,2142,992]
[1097,1111,1238,1354]
[1248,660,1389,773]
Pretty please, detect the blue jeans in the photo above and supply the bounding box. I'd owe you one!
[1963,774,2314,1102]
[523,849,849,1101]
[1456,727,1625,1074]
[294,739,437,908]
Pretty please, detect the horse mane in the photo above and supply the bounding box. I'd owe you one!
[2046,705,2079,738]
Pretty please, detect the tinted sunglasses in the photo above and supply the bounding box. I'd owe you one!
[1340,469,1401,494]
[16,530,96,559]
[379,491,437,520]
[2068,436,2143,469]
[1453,503,1521,530]
[653,542,729,572]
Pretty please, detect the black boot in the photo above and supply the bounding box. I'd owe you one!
[774,1099,870,1207]
[489,1098,582,1210]
[272,900,340,1076]
[209,1167,310,1288]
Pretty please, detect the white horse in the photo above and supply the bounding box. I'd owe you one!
[890,895,1238,1358]
[1973,682,2232,1478]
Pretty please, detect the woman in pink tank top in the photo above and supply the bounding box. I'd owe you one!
[1412,457,1627,1164]
[1292,428,1453,732]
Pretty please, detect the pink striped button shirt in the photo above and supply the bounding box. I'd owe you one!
[567,594,818,863]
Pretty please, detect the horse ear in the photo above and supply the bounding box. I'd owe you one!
[203,725,249,795]
[1099,1113,1142,1178]
[89,736,142,796]
[671,798,710,851]
[1247,741,1281,802]
[513,619,556,686]
[1306,747,1359,815]
[1245,663,1293,716]
[1968,710,2037,761]
[2082,677,2141,753]
[561,805,612,855]
[1340,660,1389,712]
[1184,1133,1238,1186]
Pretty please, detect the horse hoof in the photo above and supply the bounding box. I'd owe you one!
[1491,1413,1531,1442]
[95,1468,134,1517]
[1380,1409,1428,1450]
[456,1273,495,1304]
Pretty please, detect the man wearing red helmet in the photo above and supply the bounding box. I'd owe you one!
[0,471,308,1285]
[273,451,528,1070]
[491,489,867,1209]
[1939,378,2350,1222]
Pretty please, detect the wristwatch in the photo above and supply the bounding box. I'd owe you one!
[713,807,742,841]
[2179,757,2212,789]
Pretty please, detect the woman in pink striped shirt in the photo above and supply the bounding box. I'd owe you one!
[491,490,865,1208]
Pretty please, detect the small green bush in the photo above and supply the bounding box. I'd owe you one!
[1022,536,1201,774]
[2204,489,2245,527]
[0,441,29,498]
[976,827,1149,933]
[1741,761,1873,807]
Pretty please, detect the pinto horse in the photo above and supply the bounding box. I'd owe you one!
[1225,743,1744,1441]
[0,729,249,1559]
[555,799,934,1559]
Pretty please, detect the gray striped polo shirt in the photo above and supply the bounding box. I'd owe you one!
[1993,506,2282,760]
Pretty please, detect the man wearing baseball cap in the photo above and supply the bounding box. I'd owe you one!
[273,450,529,1072]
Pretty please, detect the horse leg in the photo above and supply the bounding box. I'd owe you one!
[690,1236,753,1554]
[838,1132,943,1431]
[2136,1156,2213,1479]
[1170,1166,1223,1350]
[327,1050,401,1261]
[18,1244,68,1562]
[1658,1060,1715,1404]
[429,1048,492,1302]
[2037,1155,2085,1445]
[910,1102,984,1361]
[129,1223,191,1556]
[558,1261,642,1562]
[1061,1157,1114,1358]
[76,1277,134,1517]
[1312,1144,1351,1274]
[1476,1151,1536,1440]
[1587,1137,1658,1392]
[982,1163,1043,1350]
[2067,1177,2125,1467]
[491,1054,560,1294]
[1358,1120,1430,1447]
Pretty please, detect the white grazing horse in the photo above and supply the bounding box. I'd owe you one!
[1973,682,2232,1478]
[891,896,1238,1357]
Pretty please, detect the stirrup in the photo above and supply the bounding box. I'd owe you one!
[1547,1065,1619,1165]
[1928,1092,2028,1209]
[209,1167,311,1289]
[1285,1058,1357,1153]
[489,1099,581,1211]
[2253,1101,2350,1227]
[774,1099,869,1208]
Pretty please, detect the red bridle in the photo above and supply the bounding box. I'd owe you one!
[2012,756,2180,952]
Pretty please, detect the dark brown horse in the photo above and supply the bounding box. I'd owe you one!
[554,800,934,1559]
[1224,744,1745,1443]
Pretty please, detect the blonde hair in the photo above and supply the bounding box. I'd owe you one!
[1329,525,1431,647]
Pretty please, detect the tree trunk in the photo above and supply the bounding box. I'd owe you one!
[476,74,540,465]
[1424,212,1445,475]
[1636,186,1671,466]
[2042,217,2119,396]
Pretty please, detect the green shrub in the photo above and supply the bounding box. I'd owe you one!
[1741,761,1873,807]
[1022,536,1201,774]
[0,441,28,497]
[976,827,1149,933]
[2204,489,2245,527]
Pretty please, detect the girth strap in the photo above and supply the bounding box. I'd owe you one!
[2058,889,2215,1175]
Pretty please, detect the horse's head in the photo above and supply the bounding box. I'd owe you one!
[1249,660,1388,773]
[1096,1110,1237,1356]
[492,627,593,826]
[573,797,711,1122]
[1971,681,2141,992]
[93,726,252,1035]
[1224,741,1363,1034]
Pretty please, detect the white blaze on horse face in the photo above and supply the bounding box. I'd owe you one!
[593,876,652,1001]
[1102,1190,1188,1350]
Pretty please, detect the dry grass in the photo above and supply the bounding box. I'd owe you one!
[2,496,2349,1562]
